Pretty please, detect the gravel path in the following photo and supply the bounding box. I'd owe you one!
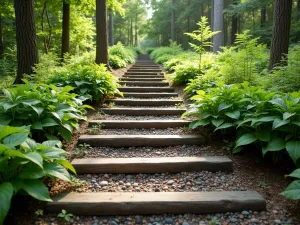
[90,114,183,121]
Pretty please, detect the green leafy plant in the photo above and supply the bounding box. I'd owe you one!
[57,209,73,222]
[208,217,219,225]
[185,16,220,71]
[35,209,44,217]
[0,82,90,142]
[109,42,137,68]
[48,63,121,102]
[0,126,76,224]
[72,143,91,158]
[281,169,300,200]
[171,62,201,85]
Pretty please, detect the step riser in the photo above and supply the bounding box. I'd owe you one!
[123,75,165,78]
[89,120,188,129]
[120,78,165,81]
[101,108,185,115]
[78,135,204,147]
[122,93,178,98]
[46,192,266,215]
[120,82,169,87]
[109,99,183,106]
[128,70,162,73]
[72,157,233,174]
[119,87,174,93]
[131,67,161,69]
[125,73,163,76]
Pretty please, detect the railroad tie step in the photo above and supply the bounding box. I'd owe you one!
[120,78,165,81]
[108,99,183,106]
[118,87,175,93]
[122,75,165,78]
[72,156,233,174]
[119,81,169,87]
[89,120,189,129]
[100,107,185,115]
[122,92,178,98]
[78,134,204,147]
[125,72,164,75]
[46,191,266,215]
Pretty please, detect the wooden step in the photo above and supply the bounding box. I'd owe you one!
[119,87,174,93]
[120,81,169,87]
[125,72,163,75]
[128,69,162,73]
[46,191,266,215]
[109,99,183,106]
[89,120,189,129]
[79,134,204,147]
[101,108,185,115]
[72,156,233,174]
[123,75,165,78]
[120,78,165,81]
[122,92,178,98]
[131,67,161,69]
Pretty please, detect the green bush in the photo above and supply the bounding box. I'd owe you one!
[109,55,128,69]
[0,82,90,142]
[0,125,76,224]
[109,42,137,68]
[171,62,201,85]
[186,82,300,200]
[146,47,155,54]
[48,63,121,102]
[150,43,183,63]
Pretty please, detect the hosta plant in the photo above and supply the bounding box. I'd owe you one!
[0,82,90,142]
[0,126,76,224]
[171,62,201,85]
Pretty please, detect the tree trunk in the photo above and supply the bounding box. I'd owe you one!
[268,0,292,70]
[130,18,133,46]
[297,0,300,20]
[261,8,267,27]
[231,0,239,45]
[61,1,70,60]
[199,4,204,17]
[95,0,109,65]
[213,0,224,53]
[135,8,138,47]
[14,0,39,84]
[0,14,4,58]
[108,10,114,46]
[171,0,175,42]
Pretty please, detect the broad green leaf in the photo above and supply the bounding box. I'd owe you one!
[56,159,77,175]
[32,121,43,130]
[42,140,62,148]
[292,121,300,127]
[287,169,300,179]
[42,118,58,127]
[21,138,37,149]
[256,130,270,142]
[189,120,210,129]
[18,179,52,202]
[2,102,17,112]
[218,103,232,112]
[19,165,45,179]
[235,133,257,148]
[24,152,43,168]
[0,115,12,126]
[23,103,44,116]
[225,111,240,120]
[281,180,300,200]
[286,141,300,165]
[283,112,295,120]
[232,146,243,154]
[265,137,286,152]
[0,126,28,140]
[214,123,234,131]
[272,118,290,130]
[58,127,72,142]
[212,119,224,128]
[43,148,66,158]
[0,182,13,224]
[3,133,28,147]
[44,163,70,181]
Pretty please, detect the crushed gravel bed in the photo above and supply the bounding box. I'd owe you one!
[90,114,184,121]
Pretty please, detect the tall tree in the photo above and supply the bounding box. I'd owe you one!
[231,0,239,45]
[212,0,224,52]
[61,0,70,60]
[261,8,267,27]
[171,0,175,41]
[268,0,292,70]
[0,14,3,58]
[109,10,114,46]
[14,0,39,84]
[95,0,109,65]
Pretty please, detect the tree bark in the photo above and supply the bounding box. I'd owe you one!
[95,0,109,65]
[297,0,300,20]
[0,14,4,58]
[213,0,224,53]
[268,0,292,70]
[61,1,70,60]
[14,0,39,84]
[171,0,175,42]
[108,10,114,46]
[231,0,239,45]
[261,8,267,27]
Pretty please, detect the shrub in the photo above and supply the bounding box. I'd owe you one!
[0,125,76,224]
[48,63,121,102]
[146,47,155,54]
[109,42,137,68]
[0,82,90,142]
[171,62,201,84]
[109,55,128,69]
[150,43,183,62]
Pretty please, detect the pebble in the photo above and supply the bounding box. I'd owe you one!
[99,181,108,186]
[165,218,174,224]
[167,180,175,185]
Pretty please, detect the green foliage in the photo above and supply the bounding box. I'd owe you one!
[0,126,76,224]
[0,82,90,142]
[109,42,137,69]
[171,62,200,85]
[146,47,155,54]
[185,16,220,71]
[186,82,300,200]
[281,169,300,200]
[48,63,121,101]
[57,209,73,222]
[150,42,183,63]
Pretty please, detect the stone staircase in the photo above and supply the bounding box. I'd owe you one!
[47,55,266,216]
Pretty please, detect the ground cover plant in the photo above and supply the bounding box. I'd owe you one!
[109,42,137,69]
[0,125,76,224]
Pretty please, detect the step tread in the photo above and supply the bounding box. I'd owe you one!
[110,99,183,103]
[72,156,233,173]
[100,108,186,116]
[119,87,175,93]
[46,191,266,215]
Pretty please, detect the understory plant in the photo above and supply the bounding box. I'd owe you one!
[171,62,201,85]
[186,82,300,199]
[0,126,76,224]
[48,63,121,102]
[109,42,137,69]
[0,82,91,142]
